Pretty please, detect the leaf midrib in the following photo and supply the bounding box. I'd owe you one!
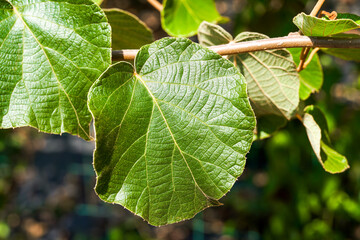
[135,73,212,202]
[8,2,90,138]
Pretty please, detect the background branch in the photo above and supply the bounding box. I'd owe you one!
[147,0,163,11]
[112,35,360,61]
[310,0,326,17]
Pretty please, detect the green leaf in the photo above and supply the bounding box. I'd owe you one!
[293,12,360,37]
[254,115,287,140]
[0,0,111,140]
[302,105,349,173]
[322,48,360,62]
[161,0,227,37]
[92,0,103,6]
[197,21,233,47]
[104,9,154,50]
[88,38,256,226]
[198,22,300,120]
[288,48,323,100]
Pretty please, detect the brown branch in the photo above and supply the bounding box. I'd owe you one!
[112,35,360,61]
[147,0,163,11]
[297,47,310,72]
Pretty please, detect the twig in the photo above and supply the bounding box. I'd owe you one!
[310,0,326,17]
[298,0,326,72]
[112,35,360,61]
[297,47,310,72]
[147,0,163,11]
[296,114,303,122]
[303,47,320,69]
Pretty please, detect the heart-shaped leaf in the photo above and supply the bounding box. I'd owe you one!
[302,105,349,173]
[104,9,154,50]
[293,12,360,37]
[161,0,227,37]
[88,38,255,226]
[0,0,111,139]
[198,22,300,120]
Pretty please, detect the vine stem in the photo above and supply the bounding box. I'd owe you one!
[147,0,163,11]
[303,47,320,69]
[112,35,360,61]
[297,0,326,72]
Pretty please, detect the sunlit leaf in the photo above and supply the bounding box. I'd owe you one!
[0,0,111,139]
[302,105,349,173]
[293,12,360,37]
[92,0,103,6]
[88,38,256,226]
[288,48,323,100]
[161,0,227,37]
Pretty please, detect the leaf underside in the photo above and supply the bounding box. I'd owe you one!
[88,38,256,226]
[0,0,111,139]
[322,48,360,62]
[303,105,349,174]
[104,9,154,50]
[293,12,360,37]
[198,22,300,120]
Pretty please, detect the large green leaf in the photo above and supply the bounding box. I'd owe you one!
[161,0,227,37]
[302,105,349,173]
[198,22,300,120]
[0,0,111,139]
[104,9,154,50]
[88,38,256,226]
[293,12,360,37]
[288,48,323,100]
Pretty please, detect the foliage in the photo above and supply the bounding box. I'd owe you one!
[89,38,255,226]
[104,9,154,50]
[0,0,111,140]
[0,0,359,226]
[288,48,323,100]
[161,0,227,37]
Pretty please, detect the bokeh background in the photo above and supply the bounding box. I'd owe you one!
[1,0,360,239]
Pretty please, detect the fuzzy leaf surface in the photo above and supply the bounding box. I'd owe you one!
[88,38,255,226]
[288,48,323,100]
[0,0,111,139]
[105,9,154,50]
[161,0,227,37]
[303,105,349,173]
[293,12,360,37]
[198,22,300,120]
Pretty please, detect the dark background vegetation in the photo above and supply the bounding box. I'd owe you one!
[1,0,360,239]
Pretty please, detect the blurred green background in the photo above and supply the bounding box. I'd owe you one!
[1,0,360,239]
